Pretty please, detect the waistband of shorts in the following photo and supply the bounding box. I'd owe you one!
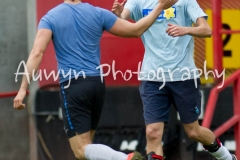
[60,76,104,86]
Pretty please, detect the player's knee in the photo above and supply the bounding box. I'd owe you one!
[146,126,162,141]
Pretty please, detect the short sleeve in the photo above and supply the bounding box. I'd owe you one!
[124,0,138,21]
[186,0,208,24]
[99,8,117,31]
[38,14,53,31]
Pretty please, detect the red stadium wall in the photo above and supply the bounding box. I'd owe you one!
[36,0,144,88]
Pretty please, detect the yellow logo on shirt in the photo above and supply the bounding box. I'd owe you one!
[143,7,176,20]
[163,7,176,20]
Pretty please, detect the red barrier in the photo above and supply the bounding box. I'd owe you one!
[0,91,29,98]
[233,74,240,159]
[205,0,240,158]
[202,69,240,158]
[212,0,223,83]
[220,30,240,34]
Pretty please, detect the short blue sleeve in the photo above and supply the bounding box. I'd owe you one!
[99,8,117,31]
[38,14,53,31]
[186,0,208,24]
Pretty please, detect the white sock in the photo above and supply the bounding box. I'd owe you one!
[209,143,232,160]
[84,144,128,160]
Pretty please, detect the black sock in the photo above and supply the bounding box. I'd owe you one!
[147,152,164,160]
[203,138,221,152]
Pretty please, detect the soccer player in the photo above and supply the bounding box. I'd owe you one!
[112,0,237,160]
[13,0,178,160]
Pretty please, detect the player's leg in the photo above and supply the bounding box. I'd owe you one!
[59,77,97,159]
[139,81,171,160]
[84,144,144,160]
[69,130,143,160]
[182,120,215,144]
[183,121,235,160]
[60,77,144,160]
[171,79,234,160]
[87,76,145,160]
[90,130,96,141]
[69,131,92,159]
[146,122,164,155]
[146,122,165,160]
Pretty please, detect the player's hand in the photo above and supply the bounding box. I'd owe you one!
[13,89,26,110]
[111,0,127,17]
[159,0,178,10]
[166,24,188,37]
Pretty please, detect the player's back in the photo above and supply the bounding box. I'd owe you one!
[38,2,117,82]
[44,3,104,59]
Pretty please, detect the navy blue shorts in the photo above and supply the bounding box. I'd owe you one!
[59,76,105,138]
[139,79,202,124]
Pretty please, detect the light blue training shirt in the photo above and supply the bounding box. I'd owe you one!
[125,0,207,82]
[38,3,117,83]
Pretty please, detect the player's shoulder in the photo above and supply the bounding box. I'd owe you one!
[43,3,66,18]
[48,3,65,12]
[182,0,200,5]
[80,2,98,10]
[129,0,144,4]
[47,3,93,14]
[93,5,113,16]
[174,0,188,6]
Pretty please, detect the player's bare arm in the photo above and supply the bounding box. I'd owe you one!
[109,0,178,37]
[13,29,52,110]
[166,17,212,38]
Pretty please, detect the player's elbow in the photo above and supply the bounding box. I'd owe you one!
[206,28,212,38]
[134,32,142,38]
[30,49,44,59]
[125,30,142,37]
[203,25,212,38]
[133,30,144,38]
[131,24,145,37]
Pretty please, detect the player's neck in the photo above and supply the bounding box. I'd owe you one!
[64,0,81,4]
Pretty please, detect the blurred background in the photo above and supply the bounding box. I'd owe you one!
[0,0,240,160]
